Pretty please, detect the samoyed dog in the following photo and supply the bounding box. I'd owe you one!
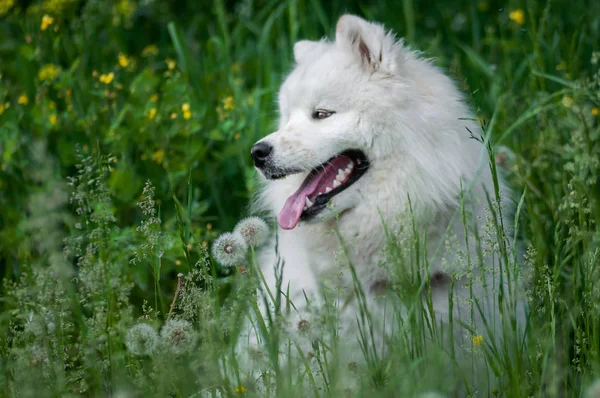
[245,14,523,394]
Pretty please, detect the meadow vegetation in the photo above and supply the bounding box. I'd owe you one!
[0,0,599,396]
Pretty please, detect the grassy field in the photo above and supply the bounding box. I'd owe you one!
[0,0,599,396]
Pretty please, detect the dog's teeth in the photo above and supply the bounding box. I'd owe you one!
[333,180,341,188]
[325,187,332,193]
[305,197,313,207]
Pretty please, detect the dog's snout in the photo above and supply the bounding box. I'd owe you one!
[251,142,273,168]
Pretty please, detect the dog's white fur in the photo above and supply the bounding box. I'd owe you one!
[244,15,521,392]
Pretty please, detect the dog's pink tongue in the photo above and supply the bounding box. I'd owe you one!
[278,176,321,230]
[278,155,351,230]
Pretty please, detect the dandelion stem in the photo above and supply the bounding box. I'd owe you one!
[167,273,185,321]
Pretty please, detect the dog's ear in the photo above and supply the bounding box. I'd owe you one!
[294,40,322,64]
[335,14,395,73]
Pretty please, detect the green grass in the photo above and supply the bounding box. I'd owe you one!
[0,0,599,396]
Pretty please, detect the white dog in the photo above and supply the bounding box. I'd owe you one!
[245,14,522,394]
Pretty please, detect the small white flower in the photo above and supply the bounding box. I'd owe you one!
[211,232,248,267]
[126,324,158,356]
[160,319,197,355]
[234,216,269,247]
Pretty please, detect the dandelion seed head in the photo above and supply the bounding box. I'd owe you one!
[126,323,158,356]
[212,232,247,267]
[160,319,196,355]
[234,216,269,247]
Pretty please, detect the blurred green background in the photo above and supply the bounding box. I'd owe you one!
[0,0,598,301]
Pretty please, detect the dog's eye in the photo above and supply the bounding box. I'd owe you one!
[313,109,335,120]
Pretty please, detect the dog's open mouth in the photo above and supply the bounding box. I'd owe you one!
[278,150,369,230]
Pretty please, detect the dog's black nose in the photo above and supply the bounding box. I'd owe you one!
[251,142,273,168]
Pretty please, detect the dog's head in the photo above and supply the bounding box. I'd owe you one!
[252,15,474,230]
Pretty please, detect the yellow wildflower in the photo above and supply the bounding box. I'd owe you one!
[41,14,54,31]
[166,58,176,70]
[556,61,567,71]
[148,107,157,120]
[0,0,15,16]
[0,103,5,115]
[141,44,158,57]
[234,385,246,393]
[152,150,164,165]
[116,0,135,19]
[149,94,159,102]
[49,114,57,126]
[186,243,192,250]
[18,94,28,105]
[118,53,130,68]
[562,96,574,108]
[593,107,599,117]
[234,133,241,140]
[170,112,177,119]
[223,96,235,111]
[175,260,182,266]
[99,72,115,84]
[182,102,191,119]
[38,64,61,81]
[206,223,212,231]
[472,335,484,347]
[509,9,525,25]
